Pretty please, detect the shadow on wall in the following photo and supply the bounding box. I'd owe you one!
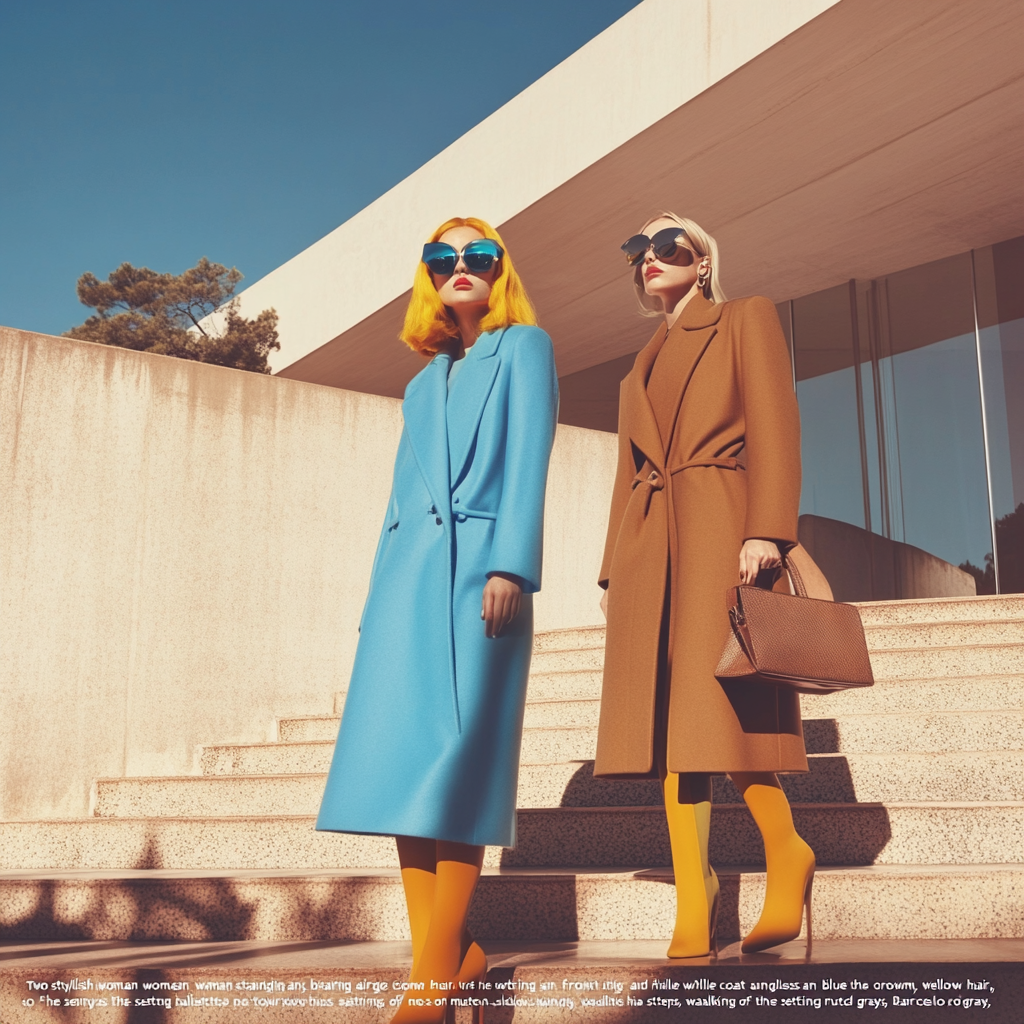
[798,514,977,603]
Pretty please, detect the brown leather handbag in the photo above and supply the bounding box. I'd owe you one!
[715,553,874,695]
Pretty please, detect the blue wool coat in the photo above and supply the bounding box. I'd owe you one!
[316,325,558,848]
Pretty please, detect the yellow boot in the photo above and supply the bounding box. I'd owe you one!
[391,841,484,1024]
[397,836,437,973]
[664,772,719,958]
[731,774,815,955]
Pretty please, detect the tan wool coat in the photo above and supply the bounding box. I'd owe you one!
[595,293,809,777]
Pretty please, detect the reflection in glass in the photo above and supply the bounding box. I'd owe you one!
[975,237,1024,594]
[793,285,866,530]
[790,244,1024,593]
[887,334,991,570]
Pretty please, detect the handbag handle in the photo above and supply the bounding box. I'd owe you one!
[781,552,808,598]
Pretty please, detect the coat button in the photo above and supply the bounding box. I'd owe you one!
[428,505,437,515]
[456,512,467,522]
[649,471,658,481]
[453,497,460,504]
[436,516,443,525]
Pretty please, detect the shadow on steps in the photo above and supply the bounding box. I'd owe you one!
[501,758,891,868]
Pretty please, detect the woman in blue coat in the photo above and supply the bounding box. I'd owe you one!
[317,217,558,1023]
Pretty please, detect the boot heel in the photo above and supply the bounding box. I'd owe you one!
[803,875,814,960]
[709,887,720,960]
[457,938,487,1024]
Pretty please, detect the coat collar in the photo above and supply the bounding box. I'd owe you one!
[402,327,508,505]
[403,352,452,519]
[447,327,505,485]
[677,292,725,330]
[622,295,724,469]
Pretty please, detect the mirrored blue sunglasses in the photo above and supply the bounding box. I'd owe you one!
[422,239,504,276]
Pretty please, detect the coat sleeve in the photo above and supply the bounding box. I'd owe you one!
[486,327,558,594]
[736,296,802,545]
[598,382,637,588]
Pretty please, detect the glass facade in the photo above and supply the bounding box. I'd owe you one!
[785,236,1024,594]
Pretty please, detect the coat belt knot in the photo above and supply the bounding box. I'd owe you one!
[631,468,665,517]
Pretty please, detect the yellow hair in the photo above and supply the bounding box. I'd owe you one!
[400,216,537,355]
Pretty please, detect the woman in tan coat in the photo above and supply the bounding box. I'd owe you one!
[597,212,815,957]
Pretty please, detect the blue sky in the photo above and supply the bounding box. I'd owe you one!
[0,0,641,336]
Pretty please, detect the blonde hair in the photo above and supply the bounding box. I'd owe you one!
[400,217,538,355]
[632,212,727,317]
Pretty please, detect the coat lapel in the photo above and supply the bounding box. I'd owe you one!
[622,321,669,471]
[403,352,453,519]
[660,296,725,452]
[446,327,505,485]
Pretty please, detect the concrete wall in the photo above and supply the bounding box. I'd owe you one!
[0,329,615,820]
[798,514,978,603]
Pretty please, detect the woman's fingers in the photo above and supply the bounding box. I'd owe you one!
[481,587,494,634]
[738,540,783,584]
[482,576,523,638]
[488,591,505,639]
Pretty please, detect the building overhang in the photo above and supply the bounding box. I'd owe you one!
[272,0,1023,398]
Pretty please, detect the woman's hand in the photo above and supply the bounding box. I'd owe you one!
[600,588,608,620]
[738,539,782,586]
[482,573,523,638]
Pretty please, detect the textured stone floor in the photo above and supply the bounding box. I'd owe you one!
[2,936,1023,968]
[3,939,1021,1022]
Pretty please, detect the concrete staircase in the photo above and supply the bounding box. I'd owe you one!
[1,595,1022,944]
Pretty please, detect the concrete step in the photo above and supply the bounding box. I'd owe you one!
[280,716,339,742]
[533,625,606,653]
[861,619,1024,650]
[521,703,1024,749]
[530,645,605,674]
[94,774,329,819]
[503,802,1024,870]
[0,864,1020,941]
[721,752,1024,804]
[529,599,1024,655]
[800,709,1024,754]
[517,752,1024,806]
[85,781,1024,867]
[523,671,1024,716]
[526,669,602,703]
[868,643,1024,680]
[201,741,332,775]
[803,675,1023,716]
[200,736,1024,802]
[516,707,1024,763]
[528,640,1024,679]
[521,727,596,764]
[854,594,1024,625]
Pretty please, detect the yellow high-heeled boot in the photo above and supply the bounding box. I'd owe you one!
[731,774,815,954]
[391,842,485,1024]
[397,836,438,973]
[664,772,719,958]
[396,838,486,1023]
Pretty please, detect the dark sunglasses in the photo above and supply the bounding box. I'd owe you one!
[422,239,504,276]
[620,227,696,266]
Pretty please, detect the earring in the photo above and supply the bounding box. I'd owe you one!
[697,261,711,289]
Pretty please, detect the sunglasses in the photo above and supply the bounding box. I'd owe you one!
[422,239,504,276]
[620,227,696,267]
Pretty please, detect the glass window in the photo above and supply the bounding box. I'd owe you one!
[870,253,992,576]
[975,236,1024,594]
[793,284,867,530]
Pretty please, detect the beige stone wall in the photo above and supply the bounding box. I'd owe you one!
[0,329,615,820]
